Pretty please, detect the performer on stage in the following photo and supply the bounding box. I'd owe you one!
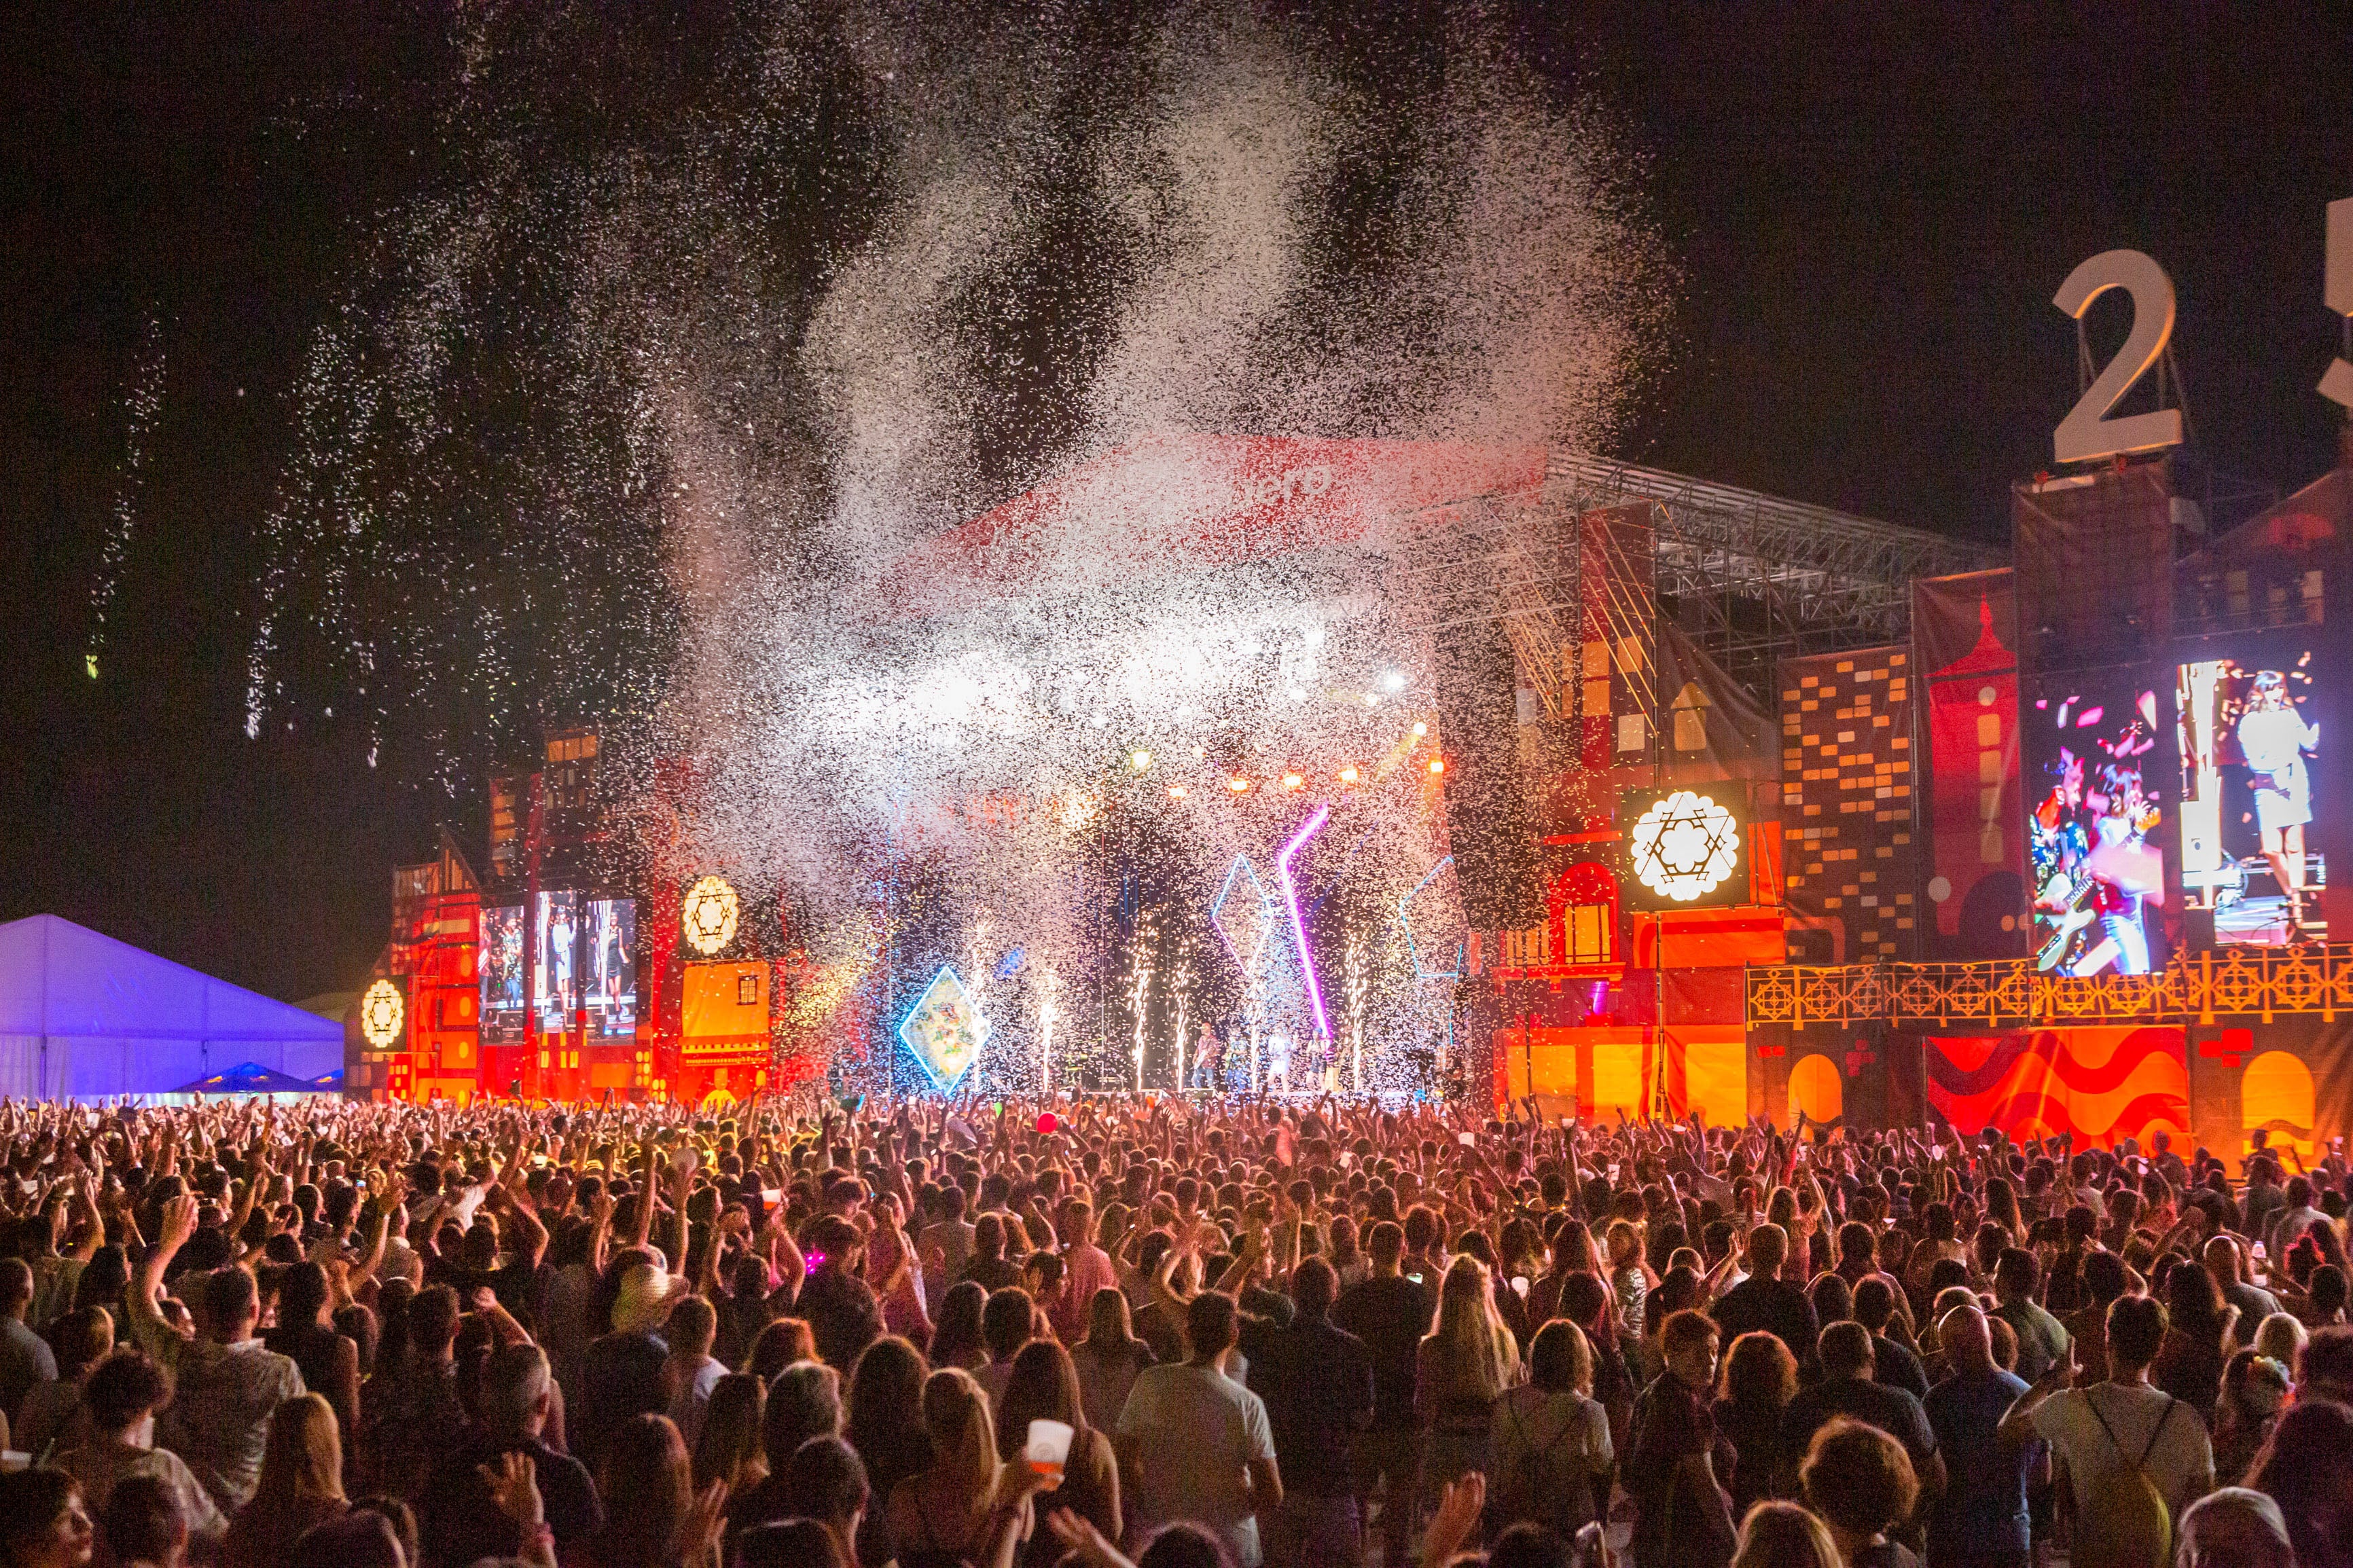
[2239,668,2320,932]
[1189,1021,1219,1090]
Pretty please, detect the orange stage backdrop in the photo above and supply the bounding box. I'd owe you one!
[1921,1026,2189,1148]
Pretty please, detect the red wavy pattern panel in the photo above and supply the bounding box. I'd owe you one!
[1924,1027,2188,1148]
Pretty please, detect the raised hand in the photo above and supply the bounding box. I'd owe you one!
[475,1450,547,1531]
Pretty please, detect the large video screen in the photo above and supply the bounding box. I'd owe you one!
[535,891,579,1031]
[583,898,639,1036]
[2178,651,2323,945]
[480,905,526,1044]
[2028,678,2168,975]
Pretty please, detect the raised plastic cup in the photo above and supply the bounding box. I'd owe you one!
[1025,1418,1074,1485]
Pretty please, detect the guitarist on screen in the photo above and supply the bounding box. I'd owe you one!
[2064,761,2163,977]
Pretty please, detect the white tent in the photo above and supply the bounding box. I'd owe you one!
[0,915,345,1099]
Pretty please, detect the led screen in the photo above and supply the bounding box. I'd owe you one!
[536,891,579,1030]
[583,898,639,1036]
[480,905,526,1044]
[2178,651,2322,946]
[2028,678,2168,975]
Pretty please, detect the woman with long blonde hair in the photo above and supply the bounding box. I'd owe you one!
[222,1393,346,1568]
[886,1368,1047,1568]
[1416,1254,1520,1493]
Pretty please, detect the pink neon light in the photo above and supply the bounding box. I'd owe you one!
[1277,804,1332,1041]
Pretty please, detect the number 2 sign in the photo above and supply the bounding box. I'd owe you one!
[2052,249,2184,464]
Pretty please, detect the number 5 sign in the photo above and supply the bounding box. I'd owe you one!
[2322,196,2353,412]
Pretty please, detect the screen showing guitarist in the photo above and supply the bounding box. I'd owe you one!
[2032,692,2166,974]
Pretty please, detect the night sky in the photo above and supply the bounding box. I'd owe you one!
[3,3,2348,1002]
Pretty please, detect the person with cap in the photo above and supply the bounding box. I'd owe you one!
[577,1258,687,1474]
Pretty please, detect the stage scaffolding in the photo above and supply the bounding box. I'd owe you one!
[1386,453,2003,712]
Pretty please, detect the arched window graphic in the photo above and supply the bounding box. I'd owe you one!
[2240,1050,2316,1163]
[1789,1053,1843,1125]
[1548,861,1619,968]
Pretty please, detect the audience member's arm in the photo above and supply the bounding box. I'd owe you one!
[131,1193,200,1349]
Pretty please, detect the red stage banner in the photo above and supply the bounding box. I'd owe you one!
[1921,1025,2188,1148]
[1916,570,2024,958]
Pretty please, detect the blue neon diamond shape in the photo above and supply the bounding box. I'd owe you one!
[898,966,991,1089]
[1210,856,1276,966]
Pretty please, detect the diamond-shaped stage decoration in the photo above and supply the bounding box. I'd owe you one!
[1628,790,1741,902]
[898,966,991,1090]
[1210,856,1276,969]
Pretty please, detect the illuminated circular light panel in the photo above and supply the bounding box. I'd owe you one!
[1131,750,1152,771]
[681,875,741,955]
[359,979,405,1049]
[1429,758,1445,774]
[1628,790,1742,902]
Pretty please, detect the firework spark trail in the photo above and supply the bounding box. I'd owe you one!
[88,312,166,680]
[236,3,1672,1095]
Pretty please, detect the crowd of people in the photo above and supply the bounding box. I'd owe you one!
[0,1089,2347,1568]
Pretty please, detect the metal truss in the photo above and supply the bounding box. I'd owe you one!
[1748,944,2353,1029]
[1384,453,2003,710]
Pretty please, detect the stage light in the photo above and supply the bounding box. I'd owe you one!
[682,875,740,955]
[1412,721,1428,737]
[1168,785,1188,800]
[1228,776,1250,792]
[1628,788,1742,902]
[1338,766,1359,784]
[1382,672,1405,691]
[1288,687,1307,701]
[1276,806,1333,1042]
[359,979,404,1049]
[1429,758,1445,774]
[1282,773,1304,790]
[1131,749,1152,771]
[1363,693,1379,706]
[897,966,990,1091]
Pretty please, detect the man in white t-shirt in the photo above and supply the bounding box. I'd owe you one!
[2000,1293,2214,1527]
[1116,1290,1283,1567]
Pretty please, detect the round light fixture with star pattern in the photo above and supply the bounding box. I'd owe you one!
[359,979,405,1049]
[1627,790,1742,902]
[681,875,740,955]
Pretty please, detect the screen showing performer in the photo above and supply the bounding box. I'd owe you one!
[2030,684,2166,975]
[583,898,638,1035]
[480,905,526,1043]
[2178,652,2322,945]
[535,891,579,1031]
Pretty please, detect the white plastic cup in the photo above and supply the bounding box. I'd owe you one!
[1025,1418,1074,1484]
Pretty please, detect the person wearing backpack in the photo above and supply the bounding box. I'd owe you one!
[1996,1294,2214,1568]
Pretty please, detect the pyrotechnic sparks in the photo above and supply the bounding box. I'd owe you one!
[223,3,1670,1094]
[88,312,165,681]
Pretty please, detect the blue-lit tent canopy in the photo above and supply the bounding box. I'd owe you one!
[177,1061,323,1095]
[0,915,345,1099]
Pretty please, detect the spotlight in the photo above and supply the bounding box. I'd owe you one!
[1429,758,1445,774]
[1228,776,1251,792]
[1363,693,1378,706]
[1169,785,1189,800]
[1338,766,1359,784]
[1288,687,1306,701]
[1412,721,1428,737]
[1382,672,1405,692]
[1282,773,1304,790]
[1131,750,1152,771]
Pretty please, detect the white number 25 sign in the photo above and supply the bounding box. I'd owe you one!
[2053,200,2353,464]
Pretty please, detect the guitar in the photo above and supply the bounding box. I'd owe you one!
[2036,871,2097,971]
